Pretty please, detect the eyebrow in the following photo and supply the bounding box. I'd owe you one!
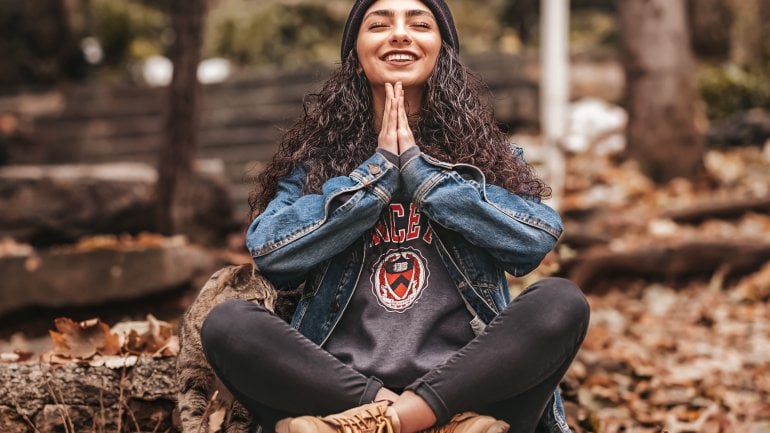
[363,9,435,20]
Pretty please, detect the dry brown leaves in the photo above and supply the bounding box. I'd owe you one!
[557,145,770,432]
[27,315,179,367]
[48,317,121,359]
[566,275,770,433]
[563,144,770,248]
[67,232,188,252]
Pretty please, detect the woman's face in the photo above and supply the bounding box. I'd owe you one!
[355,0,442,90]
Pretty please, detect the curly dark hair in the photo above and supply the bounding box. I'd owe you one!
[249,43,549,219]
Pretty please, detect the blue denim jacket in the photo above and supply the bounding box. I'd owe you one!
[246,149,572,433]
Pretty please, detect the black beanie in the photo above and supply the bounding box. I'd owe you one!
[340,0,460,60]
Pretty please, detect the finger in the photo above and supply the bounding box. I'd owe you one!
[381,83,393,133]
[397,87,410,133]
[389,83,399,133]
[379,83,398,154]
[388,91,399,144]
[396,85,416,152]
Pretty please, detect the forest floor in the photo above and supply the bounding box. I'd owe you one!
[549,143,770,433]
[2,143,770,433]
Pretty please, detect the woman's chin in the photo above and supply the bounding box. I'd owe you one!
[371,77,426,89]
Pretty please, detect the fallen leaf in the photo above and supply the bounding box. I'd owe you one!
[49,318,121,359]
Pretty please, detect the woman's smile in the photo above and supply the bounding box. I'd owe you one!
[382,50,419,64]
[355,0,442,92]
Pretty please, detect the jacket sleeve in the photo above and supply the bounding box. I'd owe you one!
[399,148,563,277]
[246,151,400,288]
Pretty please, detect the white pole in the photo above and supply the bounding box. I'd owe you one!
[540,0,569,209]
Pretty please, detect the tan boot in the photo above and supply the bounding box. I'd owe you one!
[421,412,509,433]
[275,401,401,433]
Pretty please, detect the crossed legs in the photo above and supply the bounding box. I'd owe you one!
[200,277,589,433]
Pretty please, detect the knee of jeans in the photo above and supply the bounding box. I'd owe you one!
[200,301,232,357]
[536,277,590,337]
[200,300,262,357]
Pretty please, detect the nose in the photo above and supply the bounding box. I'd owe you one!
[390,20,412,46]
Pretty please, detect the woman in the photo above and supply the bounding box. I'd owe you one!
[201,1,589,433]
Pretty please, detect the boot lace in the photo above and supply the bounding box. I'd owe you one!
[330,405,394,433]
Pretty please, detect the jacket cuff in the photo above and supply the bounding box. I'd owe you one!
[350,151,400,203]
[398,146,420,168]
[376,148,400,167]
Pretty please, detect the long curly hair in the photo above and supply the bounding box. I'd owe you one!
[249,43,549,219]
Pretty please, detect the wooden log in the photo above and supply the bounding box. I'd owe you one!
[663,196,770,224]
[0,161,235,246]
[0,242,220,316]
[0,356,589,433]
[562,240,770,290]
[0,357,179,433]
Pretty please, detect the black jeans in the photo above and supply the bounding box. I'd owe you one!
[201,277,589,433]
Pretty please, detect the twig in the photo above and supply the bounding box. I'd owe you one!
[55,384,76,433]
[116,366,127,433]
[196,390,220,433]
[122,401,142,433]
[99,388,106,433]
[150,415,163,433]
[45,378,72,433]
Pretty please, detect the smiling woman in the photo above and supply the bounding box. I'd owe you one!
[197,1,589,433]
[355,0,442,95]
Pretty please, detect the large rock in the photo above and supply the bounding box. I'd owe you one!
[0,161,236,246]
[0,240,220,315]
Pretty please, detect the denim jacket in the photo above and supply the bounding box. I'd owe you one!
[246,148,572,433]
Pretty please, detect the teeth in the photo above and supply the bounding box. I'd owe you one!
[385,53,416,62]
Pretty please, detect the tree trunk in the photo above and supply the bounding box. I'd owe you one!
[618,0,704,183]
[155,0,207,236]
[687,0,731,61]
[10,0,85,84]
[726,0,769,68]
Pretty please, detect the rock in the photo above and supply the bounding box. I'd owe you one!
[0,161,236,247]
[563,97,627,155]
[707,109,770,148]
[0,241,220,315]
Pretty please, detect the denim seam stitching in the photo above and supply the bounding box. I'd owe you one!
[485,201,562,239]
[413,172,445,207]
[251,184,367,257]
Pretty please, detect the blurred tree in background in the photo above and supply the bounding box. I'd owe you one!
[696,0,770,120]
[204,0,343,67]
[0,0,88,87]
[1,0,769,120]
[155,0,207,236]
[619,0,703,183]
[88,0,168,67]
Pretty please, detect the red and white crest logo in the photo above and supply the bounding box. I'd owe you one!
[371,248,429,313]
